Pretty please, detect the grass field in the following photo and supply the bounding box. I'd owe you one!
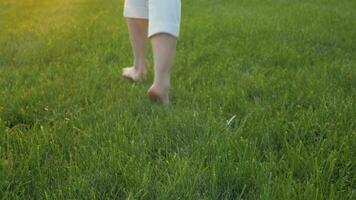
[0,0,355,199]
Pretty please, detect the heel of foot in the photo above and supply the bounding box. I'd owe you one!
[147,86,169,105]
[148,89,161,103]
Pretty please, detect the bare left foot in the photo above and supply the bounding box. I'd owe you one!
[122,66,147,82]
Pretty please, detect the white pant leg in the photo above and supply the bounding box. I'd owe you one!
[148,0,181,38]
[124,0,181,38]
[124,0,148,19]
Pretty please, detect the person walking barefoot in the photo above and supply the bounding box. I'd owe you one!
[122,0,181,105]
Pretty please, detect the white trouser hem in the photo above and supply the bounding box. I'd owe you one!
[149,22,180,39]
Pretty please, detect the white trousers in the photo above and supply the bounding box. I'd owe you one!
[124,0,181,38]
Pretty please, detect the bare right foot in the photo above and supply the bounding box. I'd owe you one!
[122,66,147,82]
[147,84,169,105]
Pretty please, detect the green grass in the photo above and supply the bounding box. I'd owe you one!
[0,0,355,199]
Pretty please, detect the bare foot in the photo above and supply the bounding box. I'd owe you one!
[122,66,147,82]
[147,84,169,105]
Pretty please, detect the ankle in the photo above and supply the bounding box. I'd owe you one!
[134,59,147,70]
[153,80,170,92]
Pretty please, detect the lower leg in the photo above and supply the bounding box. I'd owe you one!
[122,18,148,82]
[148,33,177,105]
